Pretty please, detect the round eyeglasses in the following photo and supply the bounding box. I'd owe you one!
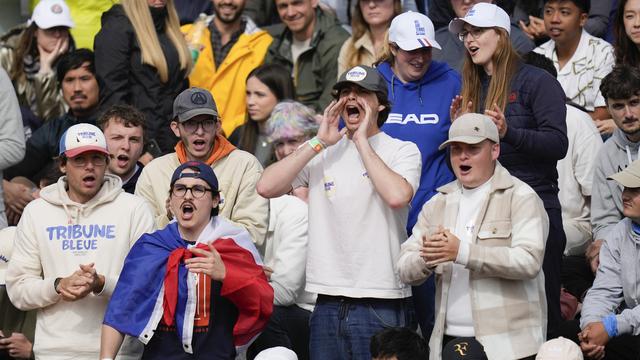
[171,184,212,198]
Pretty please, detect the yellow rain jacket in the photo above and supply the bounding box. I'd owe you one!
[182,17,272,137]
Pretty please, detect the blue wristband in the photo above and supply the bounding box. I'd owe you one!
[603,314,618,338]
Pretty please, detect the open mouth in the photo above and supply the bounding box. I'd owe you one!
[192,139,207,150]
[346,105,360,120]
[459,165,472,173]
[116,154,129,168]
[468,46,479,56]
[82,175,96,187]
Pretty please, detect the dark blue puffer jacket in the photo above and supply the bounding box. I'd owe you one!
[479,63,568,209]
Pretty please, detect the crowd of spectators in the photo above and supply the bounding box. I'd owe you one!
[0,0,639,359]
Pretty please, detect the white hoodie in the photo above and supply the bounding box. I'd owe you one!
[6,174,154,359]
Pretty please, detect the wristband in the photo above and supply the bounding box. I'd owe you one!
[603,314,618,338]
[308,137,326,153]
[54,277,61,294]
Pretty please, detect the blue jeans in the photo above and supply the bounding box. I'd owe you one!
[309,295,416,360]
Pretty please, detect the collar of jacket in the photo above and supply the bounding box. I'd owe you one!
[272,8,338,61]
[437,161,514,195]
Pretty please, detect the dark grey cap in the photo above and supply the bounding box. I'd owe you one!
[333,65,388,98]
[172,87,218,122]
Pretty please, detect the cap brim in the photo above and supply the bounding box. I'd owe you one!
[448,17,510,35]
[177,108,218,122]
[438,136,486,150]
[395,38,442,51]
[607,172,640,188]
[33,18,74,29]
[64,146,109,158]
[333,80,378,93]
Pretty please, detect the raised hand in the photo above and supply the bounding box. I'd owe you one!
[318,98,347,146]
[450,95,473,122]
[484,103,507,138]
[39,36,69,74]
[186,243,226,281]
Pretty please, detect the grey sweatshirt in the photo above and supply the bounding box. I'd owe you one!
[591,129,640,240]
[581,218,640,336]
[0,68,26,229]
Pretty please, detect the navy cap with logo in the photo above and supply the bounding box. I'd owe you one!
[170,161,219,192]
[442,337,488,360]
[333,65,388,99]
[172,87,219,123]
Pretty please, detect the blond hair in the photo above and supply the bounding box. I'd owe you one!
[345,0,402,69]
[121,0,191,83]
[460,28,519,112]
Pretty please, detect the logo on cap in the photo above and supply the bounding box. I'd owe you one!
[474,126,479,132]
[414,20,426,35]
[51,4,63,14]
[467,8,476,17]
[76,131,98,143]
[346,66,367,82]
[454,342,469,355]
[191,92,207,105]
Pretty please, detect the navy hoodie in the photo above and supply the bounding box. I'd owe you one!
[377,61,461,234]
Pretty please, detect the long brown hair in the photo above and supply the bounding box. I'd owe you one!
[460,28,520,112]
[614,0,640,67]
[239,64,295,154]
[9,24,38,83]
[345,0,401,70]
[121,0,191,83]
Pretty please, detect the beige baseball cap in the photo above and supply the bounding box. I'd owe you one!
[438,113,499,150]
[608,159,640,188]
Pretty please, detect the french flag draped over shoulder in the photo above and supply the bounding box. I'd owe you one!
[104,217,273,354]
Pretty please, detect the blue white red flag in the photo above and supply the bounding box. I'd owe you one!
[103,217,273,354]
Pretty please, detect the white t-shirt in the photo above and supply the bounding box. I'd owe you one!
[291,37,311,68]
[534,30,615,111]
[293,132,421,299]
[444,179,492,337]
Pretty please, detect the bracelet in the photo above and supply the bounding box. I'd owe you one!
[54,277,62,294]
[307,137,326,153]
[603,314,618,338]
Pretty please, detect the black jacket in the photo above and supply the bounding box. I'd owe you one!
[94,5,188,155]
[5,111,98,182]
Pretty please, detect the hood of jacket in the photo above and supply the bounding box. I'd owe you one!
[376,60,457,103]
[610,128,640,166]
[39,173,124,224]
[377,60,453,91]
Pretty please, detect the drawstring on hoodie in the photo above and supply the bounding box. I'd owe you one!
[625,145,639,166]
[391,73,423,105]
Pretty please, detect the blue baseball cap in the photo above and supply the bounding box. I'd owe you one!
[170,161,219,192]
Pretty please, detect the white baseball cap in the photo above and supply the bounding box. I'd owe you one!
[254,347,298,360]
[389,11,441,51]
[536,337,583,360]
[29,0,75,30]
[448,2,510,36]
[0,227,16,286]
[59,123,109,158]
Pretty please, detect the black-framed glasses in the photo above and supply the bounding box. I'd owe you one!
[181,119,217,133]
[458,27,488,42]
[171,184,212,198]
